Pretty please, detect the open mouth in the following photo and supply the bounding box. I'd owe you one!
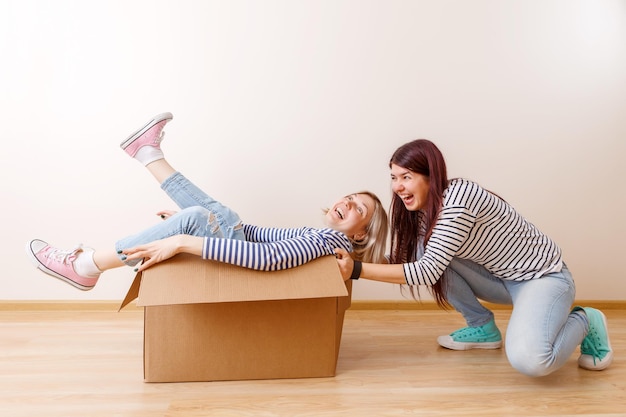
[335,207,345,219]
[400,194,414,206]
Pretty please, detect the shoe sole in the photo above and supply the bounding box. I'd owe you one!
[119,112,173,150]
[437,335,503,351]
[25,241,94,291]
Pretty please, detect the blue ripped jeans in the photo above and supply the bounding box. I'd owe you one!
[114,172,245,266]
[444,257,589,377]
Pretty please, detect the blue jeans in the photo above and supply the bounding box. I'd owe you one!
[445,257,588,377]
[114,172,245,266]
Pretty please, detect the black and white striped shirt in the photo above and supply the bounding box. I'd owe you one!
[201,224,353,271]
[404,179,563,286]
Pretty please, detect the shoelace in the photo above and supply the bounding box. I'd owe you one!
[451,326,485,339]
[450,324,501,342]
[44,244,83,265]
[581,326,607,365]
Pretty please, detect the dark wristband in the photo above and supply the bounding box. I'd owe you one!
[350,261,362,280]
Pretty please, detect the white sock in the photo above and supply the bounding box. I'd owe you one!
[74,248,102,279]
[134,146,164,166]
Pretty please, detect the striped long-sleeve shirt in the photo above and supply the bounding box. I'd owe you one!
[201,224,353,271]
[403,179,563,286]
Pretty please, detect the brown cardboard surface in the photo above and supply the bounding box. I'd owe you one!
[120,254,351,382]
[134,254,348,306]
[118,271,141,311]
[144,297,341,382]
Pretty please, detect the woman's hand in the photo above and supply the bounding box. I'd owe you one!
[157,210,177,220]
[334,248,354,281]
[122,235,184,272]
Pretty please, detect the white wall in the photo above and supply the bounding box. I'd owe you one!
[2,0,625,301]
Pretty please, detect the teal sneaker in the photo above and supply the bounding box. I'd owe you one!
[575,307,613,370]
[437,319,502,350]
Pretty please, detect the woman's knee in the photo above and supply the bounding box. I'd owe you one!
[178,206,221,236]
[506,342,555,377]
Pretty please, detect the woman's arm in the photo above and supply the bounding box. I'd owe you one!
[334,248,405,284]
[361,262,406,284]
[122,234,203,272]
[243,224,308,242]
[204,228,352,271]
[123,228,352,273]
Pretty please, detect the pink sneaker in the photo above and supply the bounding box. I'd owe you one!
[120,112,173,157]
[26,239,98,291]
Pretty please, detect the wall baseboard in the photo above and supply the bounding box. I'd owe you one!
[350,300,626,310]
[1,300,625,311]
[0,301,141,312]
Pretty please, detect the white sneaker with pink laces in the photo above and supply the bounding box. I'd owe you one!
[120,112,173,162]
[26,239,99,291]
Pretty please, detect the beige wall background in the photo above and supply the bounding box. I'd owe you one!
[2,0,625,302]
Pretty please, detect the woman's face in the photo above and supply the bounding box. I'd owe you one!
[390,163,430,211]
[325,193,375,240]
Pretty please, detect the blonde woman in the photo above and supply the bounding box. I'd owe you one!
[27,112,388,291]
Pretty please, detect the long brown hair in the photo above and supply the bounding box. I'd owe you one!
[388,139,451,308]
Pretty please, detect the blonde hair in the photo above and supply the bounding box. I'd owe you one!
[346,191,389,263]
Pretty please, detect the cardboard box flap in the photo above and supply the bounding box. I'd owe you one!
[135,253,348,307]
[118,271,142,311]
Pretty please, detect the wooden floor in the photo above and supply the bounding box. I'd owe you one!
[0,308,624,417]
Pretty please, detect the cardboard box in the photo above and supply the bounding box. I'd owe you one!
[119,253,351,383]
